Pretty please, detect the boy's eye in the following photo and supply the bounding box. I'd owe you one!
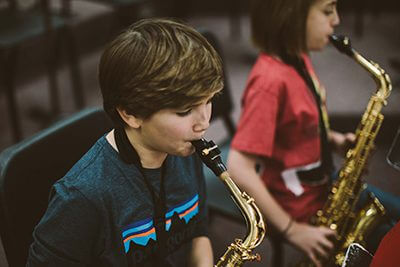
[176,109,192,117]
[175,95,215,117]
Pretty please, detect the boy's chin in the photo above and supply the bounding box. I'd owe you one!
[182,147,196,157]
[182,146,196,157]
[171,146,195,157]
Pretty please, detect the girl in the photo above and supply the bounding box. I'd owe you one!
[227,1,353,266]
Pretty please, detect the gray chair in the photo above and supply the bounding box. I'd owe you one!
[196,29,240,221]
[0,0,84,142]
[0,107,112,267]
[83,0,149,28]
[199,29,285,267]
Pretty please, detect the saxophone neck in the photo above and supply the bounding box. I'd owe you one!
[219,172,266,249]
[330,34,392,102]
[353,51,392,101]
[191,138,266,265]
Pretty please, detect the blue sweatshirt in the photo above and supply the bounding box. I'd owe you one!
[27,136,208,267]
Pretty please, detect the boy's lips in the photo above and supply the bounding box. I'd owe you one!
[190,136,204,142]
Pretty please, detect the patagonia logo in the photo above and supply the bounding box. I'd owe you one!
[122,194,199,253]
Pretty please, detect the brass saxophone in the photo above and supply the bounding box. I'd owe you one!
[298,34,392,266]
[191,139,266,267]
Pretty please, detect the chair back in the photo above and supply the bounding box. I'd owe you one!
[195,29,242,222]
[387,126,400,171]
[198,28,235,137]
[2,0,47,18]
[0,0,69,48]
[4,0,70,14]
[0,107,113,267]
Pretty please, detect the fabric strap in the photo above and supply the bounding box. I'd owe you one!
[114,127,169,266]
[283,55,334,180]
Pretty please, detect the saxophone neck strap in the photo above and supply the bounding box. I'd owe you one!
[114,127,168,263]
[283,55,334,176]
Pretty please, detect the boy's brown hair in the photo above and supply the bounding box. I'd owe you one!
[250,0,316,58]
[99,18,224,126]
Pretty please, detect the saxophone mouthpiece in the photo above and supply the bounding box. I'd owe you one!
[329,34,354,57]
[191,138,227,176]
[191,139,206,152]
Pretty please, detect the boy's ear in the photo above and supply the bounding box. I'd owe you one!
[116,108,143,129]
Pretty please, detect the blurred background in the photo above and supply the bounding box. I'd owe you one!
[0,0,400,266]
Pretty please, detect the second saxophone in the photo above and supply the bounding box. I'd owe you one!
[297,34,392,266]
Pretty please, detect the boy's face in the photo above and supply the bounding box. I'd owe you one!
[135,94,216,157]
[306,0,340,51]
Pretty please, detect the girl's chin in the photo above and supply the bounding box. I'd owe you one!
[309,44,326,52]
[308,38,329,51]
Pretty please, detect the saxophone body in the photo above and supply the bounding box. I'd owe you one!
[299,35,392,267]
[191,139,266,267]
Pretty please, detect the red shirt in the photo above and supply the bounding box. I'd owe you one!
[231,53,329,222]
[370,221,400,267]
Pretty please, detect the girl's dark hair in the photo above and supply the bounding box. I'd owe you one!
[250,0,316,59]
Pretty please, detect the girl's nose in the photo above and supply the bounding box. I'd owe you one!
[332,9,340,26]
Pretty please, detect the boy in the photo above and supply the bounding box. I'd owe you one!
[27,18,223,267]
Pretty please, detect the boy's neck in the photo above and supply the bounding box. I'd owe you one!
[107,129,167,169]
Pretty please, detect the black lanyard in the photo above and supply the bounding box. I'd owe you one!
[114,127,168,264]
[283,55,334,176]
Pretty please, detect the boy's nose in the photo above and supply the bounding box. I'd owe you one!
[193,105,211,133]
[193,119,210,133]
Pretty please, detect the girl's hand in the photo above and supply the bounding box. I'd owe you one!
[330,131,356,156]
[331,130,375,175]
[285,222,336,267]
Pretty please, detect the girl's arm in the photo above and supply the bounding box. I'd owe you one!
[227,149,336,267]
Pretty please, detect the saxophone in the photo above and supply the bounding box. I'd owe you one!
[191,139,266,267]
[298,34,392,267]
